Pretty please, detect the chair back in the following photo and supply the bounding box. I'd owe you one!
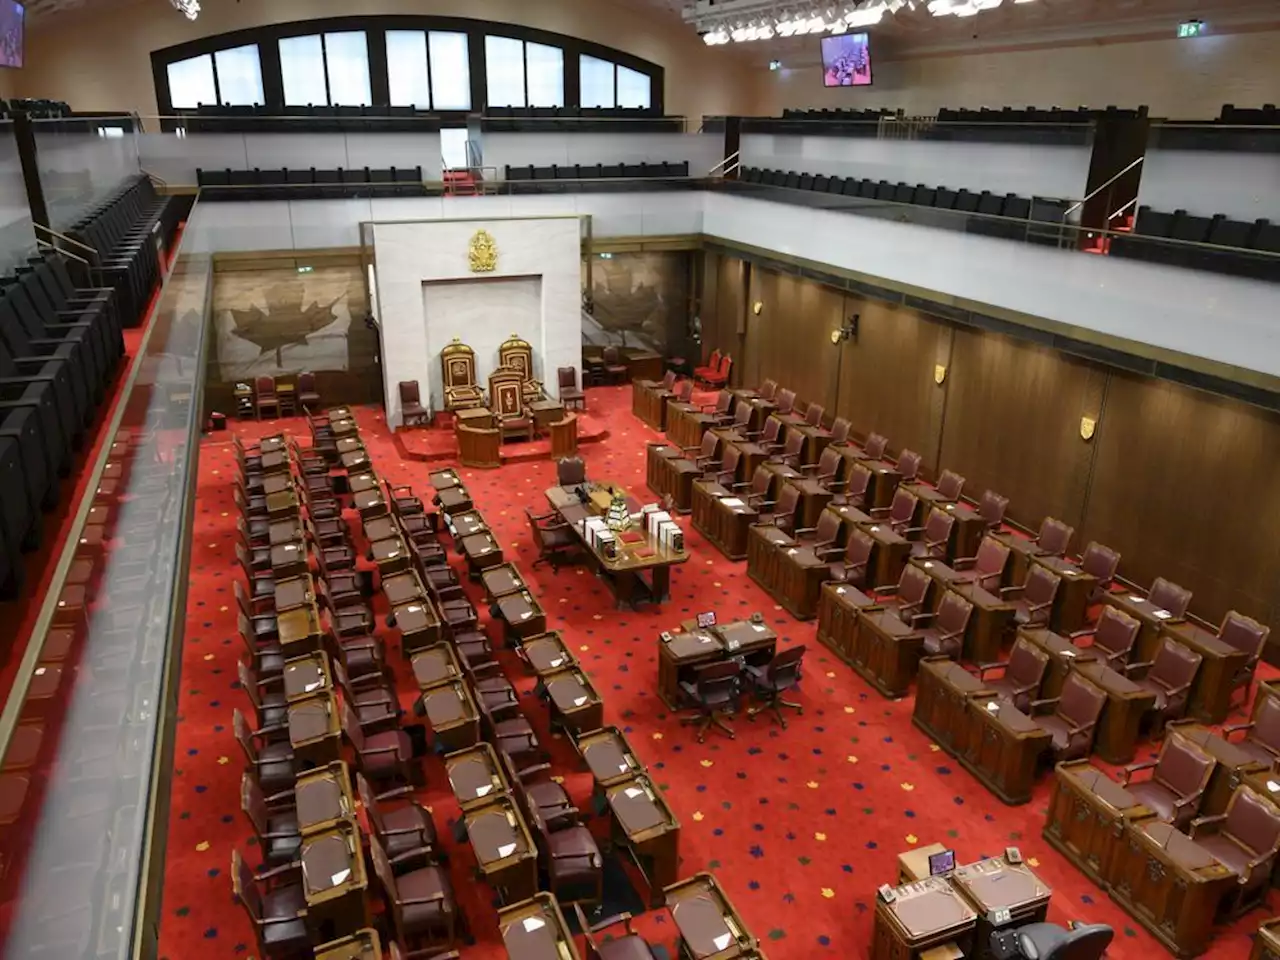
[732,401,752,431]
[780,431,804,461]
[661,370,678,391]
[557,456,587,487]
[898,564,932,609]
[231,850,263,922]
[758,418,781,448]
[696,431,719,461]
[237,660,264,712]
[1220,611,1269,659]
[1252,694,1280,753]
[1037,517,1074,555]
[748,465,771,498]
[367,833,400,905]
[232,708,258,764]
[718,354,733,380]
[488,368,526,417]
[776,388,796,414]
[356,773,388,837]
[774,484,801,522]
[936,592,973,637]
[1093,607,1140,662]
[1007,638,1050,689]
[298,371,317,393]
[1148,577,1192,617]
[863,432,888,460]
[675,379,694,403]
[815,447,842,482]
[1225,786,1280,856]
[717,446,743,484]
[1057,672,1106,730]
[830,417,852,445]
[255,375,276,398]
[979,489,1009,530]
[557,366,578,391]
[704,348,722,370]
[694,659,741,706]
[241,771,270,836]
[936,470,965,501]
[812,510,841,545]
[972,537,1011,590]
[888,487,917,525]
[1024,565,1061,608]
[805,403,825,427]
[845,463,872,502]
[441,338,478,391]
[1149,638,1202,692]
[759,378,778,400]
[714,390,734,416]
[1023,923,1113,960]
[765,645,805,690]
[499,333,535,381]
[339,701,367,752]
[844,529,874,570]
[897,449,922,482]
[1154,734,1214,798]
[1080,541,1120,585]
[602,345,622,364]
[398,380,421,405]
[920,510,955,556]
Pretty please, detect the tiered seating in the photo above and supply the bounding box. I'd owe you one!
[483,105,678,133]
[504,160,690,183]
[1110,206,1279,281]
[197,166,425,200]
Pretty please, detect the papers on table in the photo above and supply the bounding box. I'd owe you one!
[330,869,351,886]
[523,917,546,932]
[721,497,745,508]
[497,843,518,858]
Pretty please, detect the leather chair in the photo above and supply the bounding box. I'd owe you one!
[523,784,603,907]
[741,465,772,509]
[1190,786,1280,916]
[700,389,737,427]
[678,432,722,474]
[1224,691,1280,767]
[556,456,586,487]
[861,432,888,460]
[841,462,872,511]
[526,507,579,569]
[231,850,311,959]
[758,378,778,400]
[296,370,320,409]
[238,659,286,740]
[931,469,965,502]
[489,368,534,442]
[918,592,974,660]
[369,834,462,950]
[1120,733,1215,828]
[829,417,853,447]
[476,679,543,770]
[793,506,842,551]
[756,416,784,455]
[693,348,721,384]
[233,708,298,798]
[774,387,797,418]
[1031,671,1107,762]
[729,399,759,440]
[829,529,874,587]
[254,375,279,419]
[873,486,919,535]
[1218,611,1270,709]
[802,402,826,429]
[806,447,844,490]
[357,773,441,868]
[754,484,801,536]
[770,430,806,469]
[896,449,922,483]
[976,638,1049,712]
[1070,605,1140,669]
[1148,577,1193,618]
[679,659,742,742]
[572,903,660,960]
[1005,923,1113,960]
[745,645,805,729]
[557,366,586,410]
[440,338,485,410]
[907,508,955,561]
[1035,517,1075,556]
[979,489,1009,531]
[1078,541,1120,601]
[332,658,401,735]
[1005,565,1061,628]
[240,771,301,867]
[600,345,628,384]
[874,564,933,625]
[709,445,744,487]
[340,702,417,791]
[1129,638,1202,734]
[400,381,430,426]
[952,536,1011,593]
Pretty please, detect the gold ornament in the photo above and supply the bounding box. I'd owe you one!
[1080,416,1097,441]
[468,229,497,273]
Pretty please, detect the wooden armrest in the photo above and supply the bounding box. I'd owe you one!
[376,784,416,802]
[999,584,1024,597]
[1221,722,1253,737]
[255,861,302,883]
[1120,759,1158,784]
[1028,599,1054,613]
[976,660,1009,678]
[1067,627,1096,640]
[951,556,978,570]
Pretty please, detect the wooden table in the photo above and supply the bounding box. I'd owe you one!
[382,570,425,607]
[1168,721,1270,816]
[420,680,480,753]
[950,857,1051,960]
[448,509,488,541]
[410,642,461,691]
[289,691,342,768]
[270,542,310,580]
[913,658,994,759]
[631,379,672,431]
[314,928,381,960]
[480,563,528,600]
[1031,554,1097,634]
[1069,659,1156,764]
[665,400,711,451]
[910,558,971,614]
[269,518,305,547]
[859,458,903,512]
[746,524,795,596]
[1251,919,1280,960]
[1018,627,1096,701]
[300,820,370,942]
[691,481,757,561]
[465,796,538,906]
[456,406,494,430]
[657,619,777,710]
[964,696,1052,805]
[275,574,316,613]
[461,530,505,576]
[575,726,645,789]
[1104,591,1185,663]
[283,650,332,702]
[498,893,582,960]
[1161,620,1250,724]
[370,535,411,577]
[295,761,355,836]
[436,485,474,517]
[862,521,911,591]
[361,514,396,543]
[445,742,510,812]
[949,582,1016,664]
[1111,819,1235,957]
[520,631,578,678]
[530,399,564,433]
[494,590,546,646]
[855,608,925,699]
[1043,760,1153,889]
[605,774,680,907]
[544,666,605,735]
[393,598,442,658]
[872,875,976,960]
[277,603,322,656]
[666,872,761,959]
[353,486,388,521]
[430,467,462,490]
[771,543,836,621]
[816,581,880,665]
[789,476,834,530]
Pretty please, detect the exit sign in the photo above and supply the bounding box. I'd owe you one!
[1177,20,1205,38]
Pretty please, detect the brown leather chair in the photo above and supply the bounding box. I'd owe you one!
[679,659,743,742]
[803,402,825,429]
[1189,786,1280,916]
[1031,671,1107,762]
[709,445,744,487]
[745,645,806,729]
[758,378,778,400]
[754,484,801,535]
[1120,733,1215,828]
[896,449,922,483]
[231,850,310,959]
[907,508,955,561]
[757,416,784,455]
[1071,605,1140,669]
[1224,691,1280,768]
[238,660,287,741]
[341,702,417,791]
[931,470,965,502]
[357,773,440,868]
[919,592,974,660]
[241,771,301,866]
[774,387,797,417]
[729,399,759,440]
[1218,611,1270,709]
[794,506,843,552]
[233,708,299,797]
[457,424,500,468]
[874,486,919,535]
[1005,565,1061,628]
[874,564,933,625]
[841,462,873,510]
[770,430,806,469]
[557,366,586,410]
[829,417,853,447]
[742,465,773,509]
[979,489,1009,531]
[952,536,1011,593]
[807,446,844,488]
[296,371,320,409]
[369,834,461,950]
[550,413,578,459]
[1148,577,1193,618]
[829,529,874,587]
[476,678,544,770]
[700,388,736,422]
[399,381,430,426]
[1034,517,1074,557]
[1129,638,1202,734]
[600,346,628,383]
[254,375,279,419]
[572,903,659,960]
[678,432,723,474]
[976,638,1049,712]
[526,507,579,569]
[521,783,603,907]
[1078,541,1120,601]
[556,456,587,487]
[862,432,888,460]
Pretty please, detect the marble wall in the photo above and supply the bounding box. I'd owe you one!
[371,216,582,427]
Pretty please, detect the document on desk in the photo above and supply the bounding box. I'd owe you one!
[721,497,745,508]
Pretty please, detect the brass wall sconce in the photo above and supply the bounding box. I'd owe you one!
[1080,416,1097,441]
[934,364,947,385]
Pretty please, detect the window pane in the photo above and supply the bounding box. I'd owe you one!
[167,54,215,110]
[386,30,430,107]
[616,64,650,109]
[525,41,563,108]
[325,31,371,106]
[441,127,469,170]
[279,34,326,106]
[429,32,471,110]
[579,54,615,109]
[213,44,264,106]
[485,35,525,108]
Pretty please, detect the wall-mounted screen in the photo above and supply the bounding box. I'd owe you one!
[0,2,23,69]
[821,33,871,87]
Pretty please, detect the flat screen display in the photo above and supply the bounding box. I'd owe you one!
[821,33,871,87]
[0,2,22,69]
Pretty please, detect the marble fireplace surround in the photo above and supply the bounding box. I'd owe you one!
[370,216,583,428]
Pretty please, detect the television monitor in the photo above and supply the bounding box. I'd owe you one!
[821,33,871,87]
[696,611,717,628]
[928,848,956,876]
[0,2,22,69]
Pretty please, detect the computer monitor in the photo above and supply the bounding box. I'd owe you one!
[928,849,956,876]
[696,611,717,628]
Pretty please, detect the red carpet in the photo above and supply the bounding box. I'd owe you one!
[160,385,1267,959]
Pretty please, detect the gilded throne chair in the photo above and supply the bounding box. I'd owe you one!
[488,368,534,443]
[498,333,544,405]
[440,338,485,412]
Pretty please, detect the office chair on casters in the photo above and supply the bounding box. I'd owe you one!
[990,922,1113,960]
[679,659,743,743]
[526,507,578,570]
[556,455,586,487]
[746,645,805,729]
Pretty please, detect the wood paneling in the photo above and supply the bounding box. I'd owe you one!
[744,268,842,413]
[939,329,1105,535]
[835,299,950,473]
[1083,374,1280,629]
[701,252,744,377]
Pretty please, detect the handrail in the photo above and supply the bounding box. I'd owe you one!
[1108,196,1139,223]
[1063,156,1145,219]
[32,221,100,259]
[707,150,740,177]
[35,236,92,268]
[143,167,169,188]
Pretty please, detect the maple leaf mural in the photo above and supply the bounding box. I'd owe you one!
[217,275,355,381]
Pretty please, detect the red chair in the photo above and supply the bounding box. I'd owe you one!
[700,353,732,389]
[693,349,721,384]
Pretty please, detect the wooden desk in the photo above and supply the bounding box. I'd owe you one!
[494,590,546,646]
[283,650,332,702]
[263,473,294,497]
[382,570,425,607]
[692,481,757,561]
[544,666,605,735]
[339,447,371,473]
[1252,919,1280,960]
[300,821,370,942]
[480,563,528,600]
[520,631,578,678]
[727,440,770,488]
[445,742,510,812]
[1018,627,1097,701]
[964,697,1052,805]
[913,658,993,759]
[762,462,803,501]
[792,423,833,466]
[1044,760,1153,888]
[645,442,683,500]
[855,608,925,700]
[420,680,480,753]
[347,472,379,498]
[788,476,834,530]
[1069,660,1156,764]
[295,761,355,836]
[872,876,976,960]
[816,581,880,665]
[260,449,290,476]
[1031,555,1097,634]
[666,872,760,959]
[860,459,903,512]
[353,487,388,522]
[605,775,680,907]
[289,692,342,769]
[951,857,1051,959]
[631,379,672,431]
[498,893,583,960]
[270,542,309,580]
[430,467,462,490]
[461,531,505,577]
[448,509,488,541]
[456,406,494,430]
[771,544,835,620]
[277,603,322,657]
[269,517,305,547]
[575,726,644,789]
[466,796,538,906]
[910,558,971,614]
[897,843,951,884]
[361,514,396,544]
[370,535,411,578]
[314,928,381,960]
[1167,722,1269,817]
[990,532,1046,587]
[949,582,1015,664]
[1111,819,1234,958]
[657,619,778,710]
[1161,621,1249,724]
[436,485,474,517]
[335,436,362,456]
[666,400,713,451]
[1243,770,1280,811]
[746,524,795,595]
[1104,592,1185,663]
[862,522,911,591]
[393,598,442,658]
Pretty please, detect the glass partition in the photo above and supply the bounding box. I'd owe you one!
[0,201,210,959]
[32,116,141,232]
[0,120,35,273]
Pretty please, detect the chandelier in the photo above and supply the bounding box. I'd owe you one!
[170,0,200,20]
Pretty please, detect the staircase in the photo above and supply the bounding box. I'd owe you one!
[442,169,479,197]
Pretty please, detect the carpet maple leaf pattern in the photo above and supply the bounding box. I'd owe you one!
[227,282,345,367]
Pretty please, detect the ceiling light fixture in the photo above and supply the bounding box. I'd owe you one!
[688,1,897,44]
[170,0,200,19]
